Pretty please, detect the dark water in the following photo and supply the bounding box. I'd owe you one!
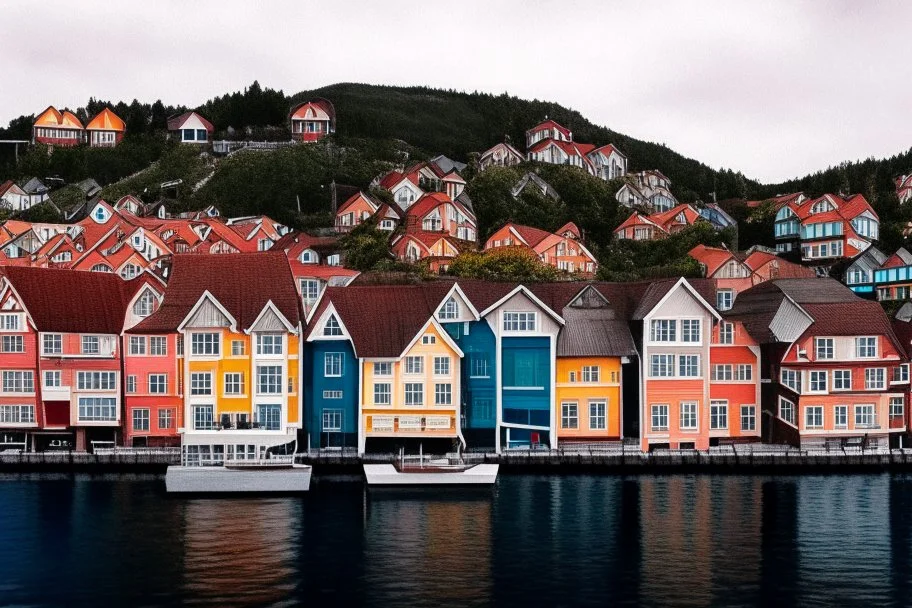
[1,473,911,607]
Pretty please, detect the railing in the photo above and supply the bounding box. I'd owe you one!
[212,140,296,155]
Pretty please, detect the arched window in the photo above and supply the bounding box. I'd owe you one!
[133,291,156,317]
[91,263,113,273]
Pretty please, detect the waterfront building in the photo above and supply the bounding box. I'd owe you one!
[85,107,126,148]
[484,221,597,276]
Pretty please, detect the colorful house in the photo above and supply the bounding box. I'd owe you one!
[616,171,679,212]
[484,221,597,276]
[404,192,477,242]
[896,175,912,205]
[391,231,464,272]
[86,107,126,147]
[774,193,879,261]
[478,141,524,171]
[167,111,214,145]
[289,99,335,142]
[614,204,704,241]
[586,144,627,181]
[32,106,84,147]
[271,230,359,311]
[334,191,385,233]
[871,248,912,301]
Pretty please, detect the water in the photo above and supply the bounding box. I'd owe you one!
[1,473,911,607]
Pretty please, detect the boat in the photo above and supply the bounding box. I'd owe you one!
[363,451,498,486]
[165,454,312,494]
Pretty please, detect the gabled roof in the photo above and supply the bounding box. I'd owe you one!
[289,98,335,122]
[556,286,636,357]
[526,119,571,139]
[511,172,560,201]
[688,244,737,277]
[742,250,816,279]
[336,191,381,216]
[86,107,125,132]
[166,111,214,133]
[631,277,719,320]
[882,247,912,268]
[33,106,84,129]
[587,143,626,160]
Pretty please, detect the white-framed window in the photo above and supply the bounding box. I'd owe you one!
[159,409,175,429]
[716,290,734,311]
[855,404,876,428]
[589,401,607,430]
[257,366,283,394]
[42,334,62,355]
[865,368,886,390]
[0,404,35,424]
[301,279,321,303]
[405,356,424,375]
[433,356,451,376]
[710,400,728,430]
[0,313,20,331]
[834,405,848,429]
[719,322,734,345]
[651,404,669,431]
[129,336,146,355]
[582,366,600,382]
[150,336,167,356]
[815,337,834,360]
[193,405,214,430]
[374,362,392,377]
[712,364,733,381]
[440,298,459,320]
[133,408,150,431]
[855,336,877,358]
[680,401,697,430]
[679,355,699,377]
[190,372,212,395]
[681,320,701,343]
[373,383,391,405]
[324,353,343,377]
[779,397,795,425]
[322,409,343,431]
[435,383,452,405]
[833,369,852,390]
[224,372,244,395]
[1,335,23,353]
[190,333,219,356]
[562,402,578,429]
[43,370,61,387]
[503,311,537,332]
[323,390,343,399]
[126,375,136,393]
[256,334,284,355]
[78,397,117,422]
[422,335,437,345]
[469,354,489,378]
[805,406,823,429]
[650,354,675,377]
[231,340,245,356]
[890,396,904,418]
[809,370,827,393]
[82,335,100,355]
[147,374,167,394]
[134,291,155,317]
[893,364,910,384]
[736,364,752,381]
[781,368,801,392]
[650,319,676,342]
[405,383,424,406]
[76,371,116,390]
[741,405,756,431]
[323,315,343,336]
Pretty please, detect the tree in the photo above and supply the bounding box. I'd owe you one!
[448,248,559,281]
[340,222,393,271]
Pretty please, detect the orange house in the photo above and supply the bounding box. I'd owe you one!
[391,231,463,272]
[86,107,126,147]
[32,106,84,147]
[484,221,597,276]
[334,191,382,232]
[615,204,703,241]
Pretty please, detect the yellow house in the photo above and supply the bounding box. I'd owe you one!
[554,286,637,443]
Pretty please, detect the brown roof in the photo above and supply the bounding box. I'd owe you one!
[557,305,637,357]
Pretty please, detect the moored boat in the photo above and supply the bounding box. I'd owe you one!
[363,456,498,486]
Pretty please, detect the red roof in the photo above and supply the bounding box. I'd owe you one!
[588,144,625,159]
[130,252,301,333]
[404,192,451,220]
[742,251,815,279]
[0,181,15,197]
[526,119,571,138]
[166,111,214,133]
[688,244,736,277]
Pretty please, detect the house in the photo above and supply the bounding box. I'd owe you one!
[742,249,816,282]
[614,204,703,241]
[289,98,335,142]
[585,144,627,181]
[484,221,597,276]
[872,248,912,301]
[0,181,31,212]
[896,175,912,205]
[479,141,524,171]
[391,231,464,272]
[271,231,359,310]
[699,203,738,233]
[85,107,126,147]
[616,171,679,212]
[20,178,51,208]
[511,172,560,201]
[403,192,477,242]
[636,278,761,450]
[0,267,145,451]
[32,106,84,147]
[527,138,596,175]
[844,247,888,295]
[334,191,384,233]
[728,278,907,449]
[774,193,878,262]
[167,111,214,145]
[375,167,424,210]
[688,245,754,310]
[127,253,304,461]
[526,119,573,148]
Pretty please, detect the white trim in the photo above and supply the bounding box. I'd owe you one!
[245,299,298,335]
[478,284,565,325]
[176,291,238,332]
[398,317,464,359]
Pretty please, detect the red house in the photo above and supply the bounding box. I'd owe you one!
[32,106,84,147]
[289,98,335,142]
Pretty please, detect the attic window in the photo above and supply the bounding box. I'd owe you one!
[323,315,343,336]
[440,298,459,320]
[91,263,113,273]
[299,249,315,264]
[93,206,108,223]
[134,291,156,317]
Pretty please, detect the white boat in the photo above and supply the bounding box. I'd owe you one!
[165,456,312,494]
[363,462,499,486]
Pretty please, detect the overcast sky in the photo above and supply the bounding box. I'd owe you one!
[2,0,909,183]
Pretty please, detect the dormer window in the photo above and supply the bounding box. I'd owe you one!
[91,264,113,273]
[440,297,459,320]
[93,206,108,223]
[299,249,316,264]
[323,314,343,336]
[133,291,156,317]
[120,264,140,280]
[810,200,835,215]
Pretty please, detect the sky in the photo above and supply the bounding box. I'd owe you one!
[2,0,910,183]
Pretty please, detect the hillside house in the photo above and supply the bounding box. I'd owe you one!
[32,106,84,147]
[86,108,126,148]
[167,111,214,145]
[479,142,524,171]
[289,99,335,142]
[485,222,597,276]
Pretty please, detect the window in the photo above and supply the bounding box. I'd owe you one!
[781,368,801,392]
[503,311,536,331]
[815,338,834,360]
[736,364,752,381]
[43,370,61,387]
[405,383,424,406]
[719,322,734,344]
[150,337,167,356]
[78,397,117,422]
[301,279,320,303]
[832,369,852,390]
[148,374,167,394]
[193,405,214,430]
[589,401,607,430]
[779,398,795,424]
[440,298,459,320]
[809,370,827,393]
[712,364,733,381]
[257,366,283,394]
[0,404,34,424]
[374,362,392,376]
[805,406,823,429]
[855,404,876,428]
[716,290,734,311]
[126,375,136,393]
[562,402,579,429]
[256,334,284,355]
[680,402,697,430]
[832,405,848,429]
[469,355,489,378]
[257,404,281,430]
[231,340,245,356]
[435,383,452,405]
[43,334,62,355]
[373,383,391,405]
[0,314,20,331]
[710,401,728,430]
[133,408,150,431]
[190,373,212,395]
[325,353,343,377]
[322,409,342,431]
[865,368,886,390]
[76,371,116,390]
[323,390,343,399]
[1,336,23,353]
[405,356,424,375]
[681,320,701,343]
[433,356,450,376]
[855,337,877,358]
[650,354,675,377]
[133,291,155,317]
[129,336,146,355]
[741,405,756,431]
[650,319,676,342]
[219,372,243,395]
[190,333,219,356]
[324,315,343,336]
[581,366,600,382]
[651,404,669,431]
[894,364,910,384]
[679,355,699,377]
[159,409,174,429]
[891,396,904,418]
[82,335,100,355]
[422,335,436,345]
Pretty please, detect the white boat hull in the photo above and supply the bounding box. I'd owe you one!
[165,464,312,493]
[363,463,499,486]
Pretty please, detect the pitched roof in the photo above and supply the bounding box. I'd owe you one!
[632,278,717,320]
[86,107,125,132]
[557,306,637,357]
[526,119,571,138]
[166,111,214,133]
[688,244,736,277]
